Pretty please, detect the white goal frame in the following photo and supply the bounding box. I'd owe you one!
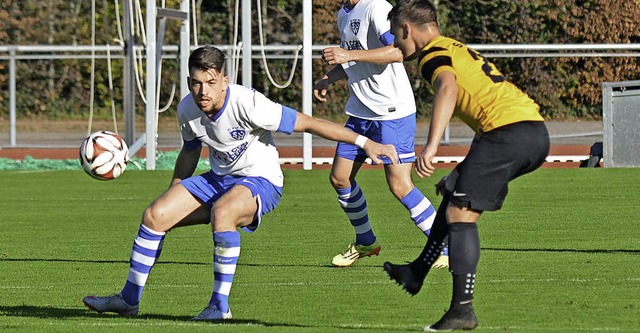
[139,0,314,170]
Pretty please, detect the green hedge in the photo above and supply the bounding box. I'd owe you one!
[0,0,638,121]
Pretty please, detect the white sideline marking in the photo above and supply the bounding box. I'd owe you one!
[5,276,638,290]
[473,326,637,332]
[152,276,639,288]
[31,320,640,332]
[36,321,265,328]
[279,155,591,165]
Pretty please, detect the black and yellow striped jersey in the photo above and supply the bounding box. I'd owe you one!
[418,36,544,133]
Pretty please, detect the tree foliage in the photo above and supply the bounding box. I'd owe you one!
[442,0,640,119]
[1,0,639,121]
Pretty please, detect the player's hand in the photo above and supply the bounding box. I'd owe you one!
[363,142,399,165]
[313,78,330,103]
[415,144,438,178]
[322,47,350,65]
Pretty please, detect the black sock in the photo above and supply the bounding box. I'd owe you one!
[410,196,450,277]
[449,222,480,306]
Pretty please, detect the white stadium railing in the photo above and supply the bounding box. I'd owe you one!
[2,43,638,168]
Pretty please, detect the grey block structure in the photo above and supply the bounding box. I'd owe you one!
[602,80,640,167]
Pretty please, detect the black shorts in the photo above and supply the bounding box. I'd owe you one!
[443,121,550,212]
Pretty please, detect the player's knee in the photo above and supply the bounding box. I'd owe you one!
[387,184,405,199]
[446,204,481,223]
[210,205,240,231]
[329,172,351,189]
[142,206,165,232]
[387,181,413,200]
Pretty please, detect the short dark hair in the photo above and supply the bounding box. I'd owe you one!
[188,45,226,73]
[388,0,438,27]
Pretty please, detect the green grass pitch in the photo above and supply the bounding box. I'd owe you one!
[1,168,639,332]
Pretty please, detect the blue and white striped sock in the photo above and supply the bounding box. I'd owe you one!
[208,231,240,313]
[400,187,436,237]
[120,224,166,306]
[336,181,375,246]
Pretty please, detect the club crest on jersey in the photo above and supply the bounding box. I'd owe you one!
[350,19,361,35]
[346,40,364,51]
[228,128,246,140]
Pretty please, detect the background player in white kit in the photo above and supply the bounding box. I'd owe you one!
[313,0,447,267]
[82,45,398,320]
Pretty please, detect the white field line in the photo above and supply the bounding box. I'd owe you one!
[24,320,640,332]
[32,321,266,328]
[279,155,591,165]
[5,277,638,290]
[472,326,638,332]
[221,276,640,287]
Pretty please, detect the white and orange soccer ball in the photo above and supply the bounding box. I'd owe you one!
[79,131,129,180]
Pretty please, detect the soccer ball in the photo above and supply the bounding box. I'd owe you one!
[79,131,129,180]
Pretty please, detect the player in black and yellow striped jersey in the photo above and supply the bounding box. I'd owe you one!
[384,0,550,331]
[418,37,544,134]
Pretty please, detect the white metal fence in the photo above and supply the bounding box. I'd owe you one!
[2,43,639,150]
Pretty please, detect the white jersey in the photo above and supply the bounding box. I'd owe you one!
[177,84,290,187]
[337,0,416,120]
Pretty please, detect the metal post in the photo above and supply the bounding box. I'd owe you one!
[155,6,189,151]
[123,0,135,146]
[9,47,16,147]
[145,0,157,170]
[156,16,167,113]
[302,0,312,170]
[241,0,251,87]
[443,124,450,144]
[179,0,190,99]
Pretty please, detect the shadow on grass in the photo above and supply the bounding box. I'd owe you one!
[483,247,640,255]
[0,257,352,268]
[0,305,310,328]
[0,305,91,319]
[0,305,408,330]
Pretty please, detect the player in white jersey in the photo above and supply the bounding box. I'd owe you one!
[82,45,398,320]
[313,0,448,268]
